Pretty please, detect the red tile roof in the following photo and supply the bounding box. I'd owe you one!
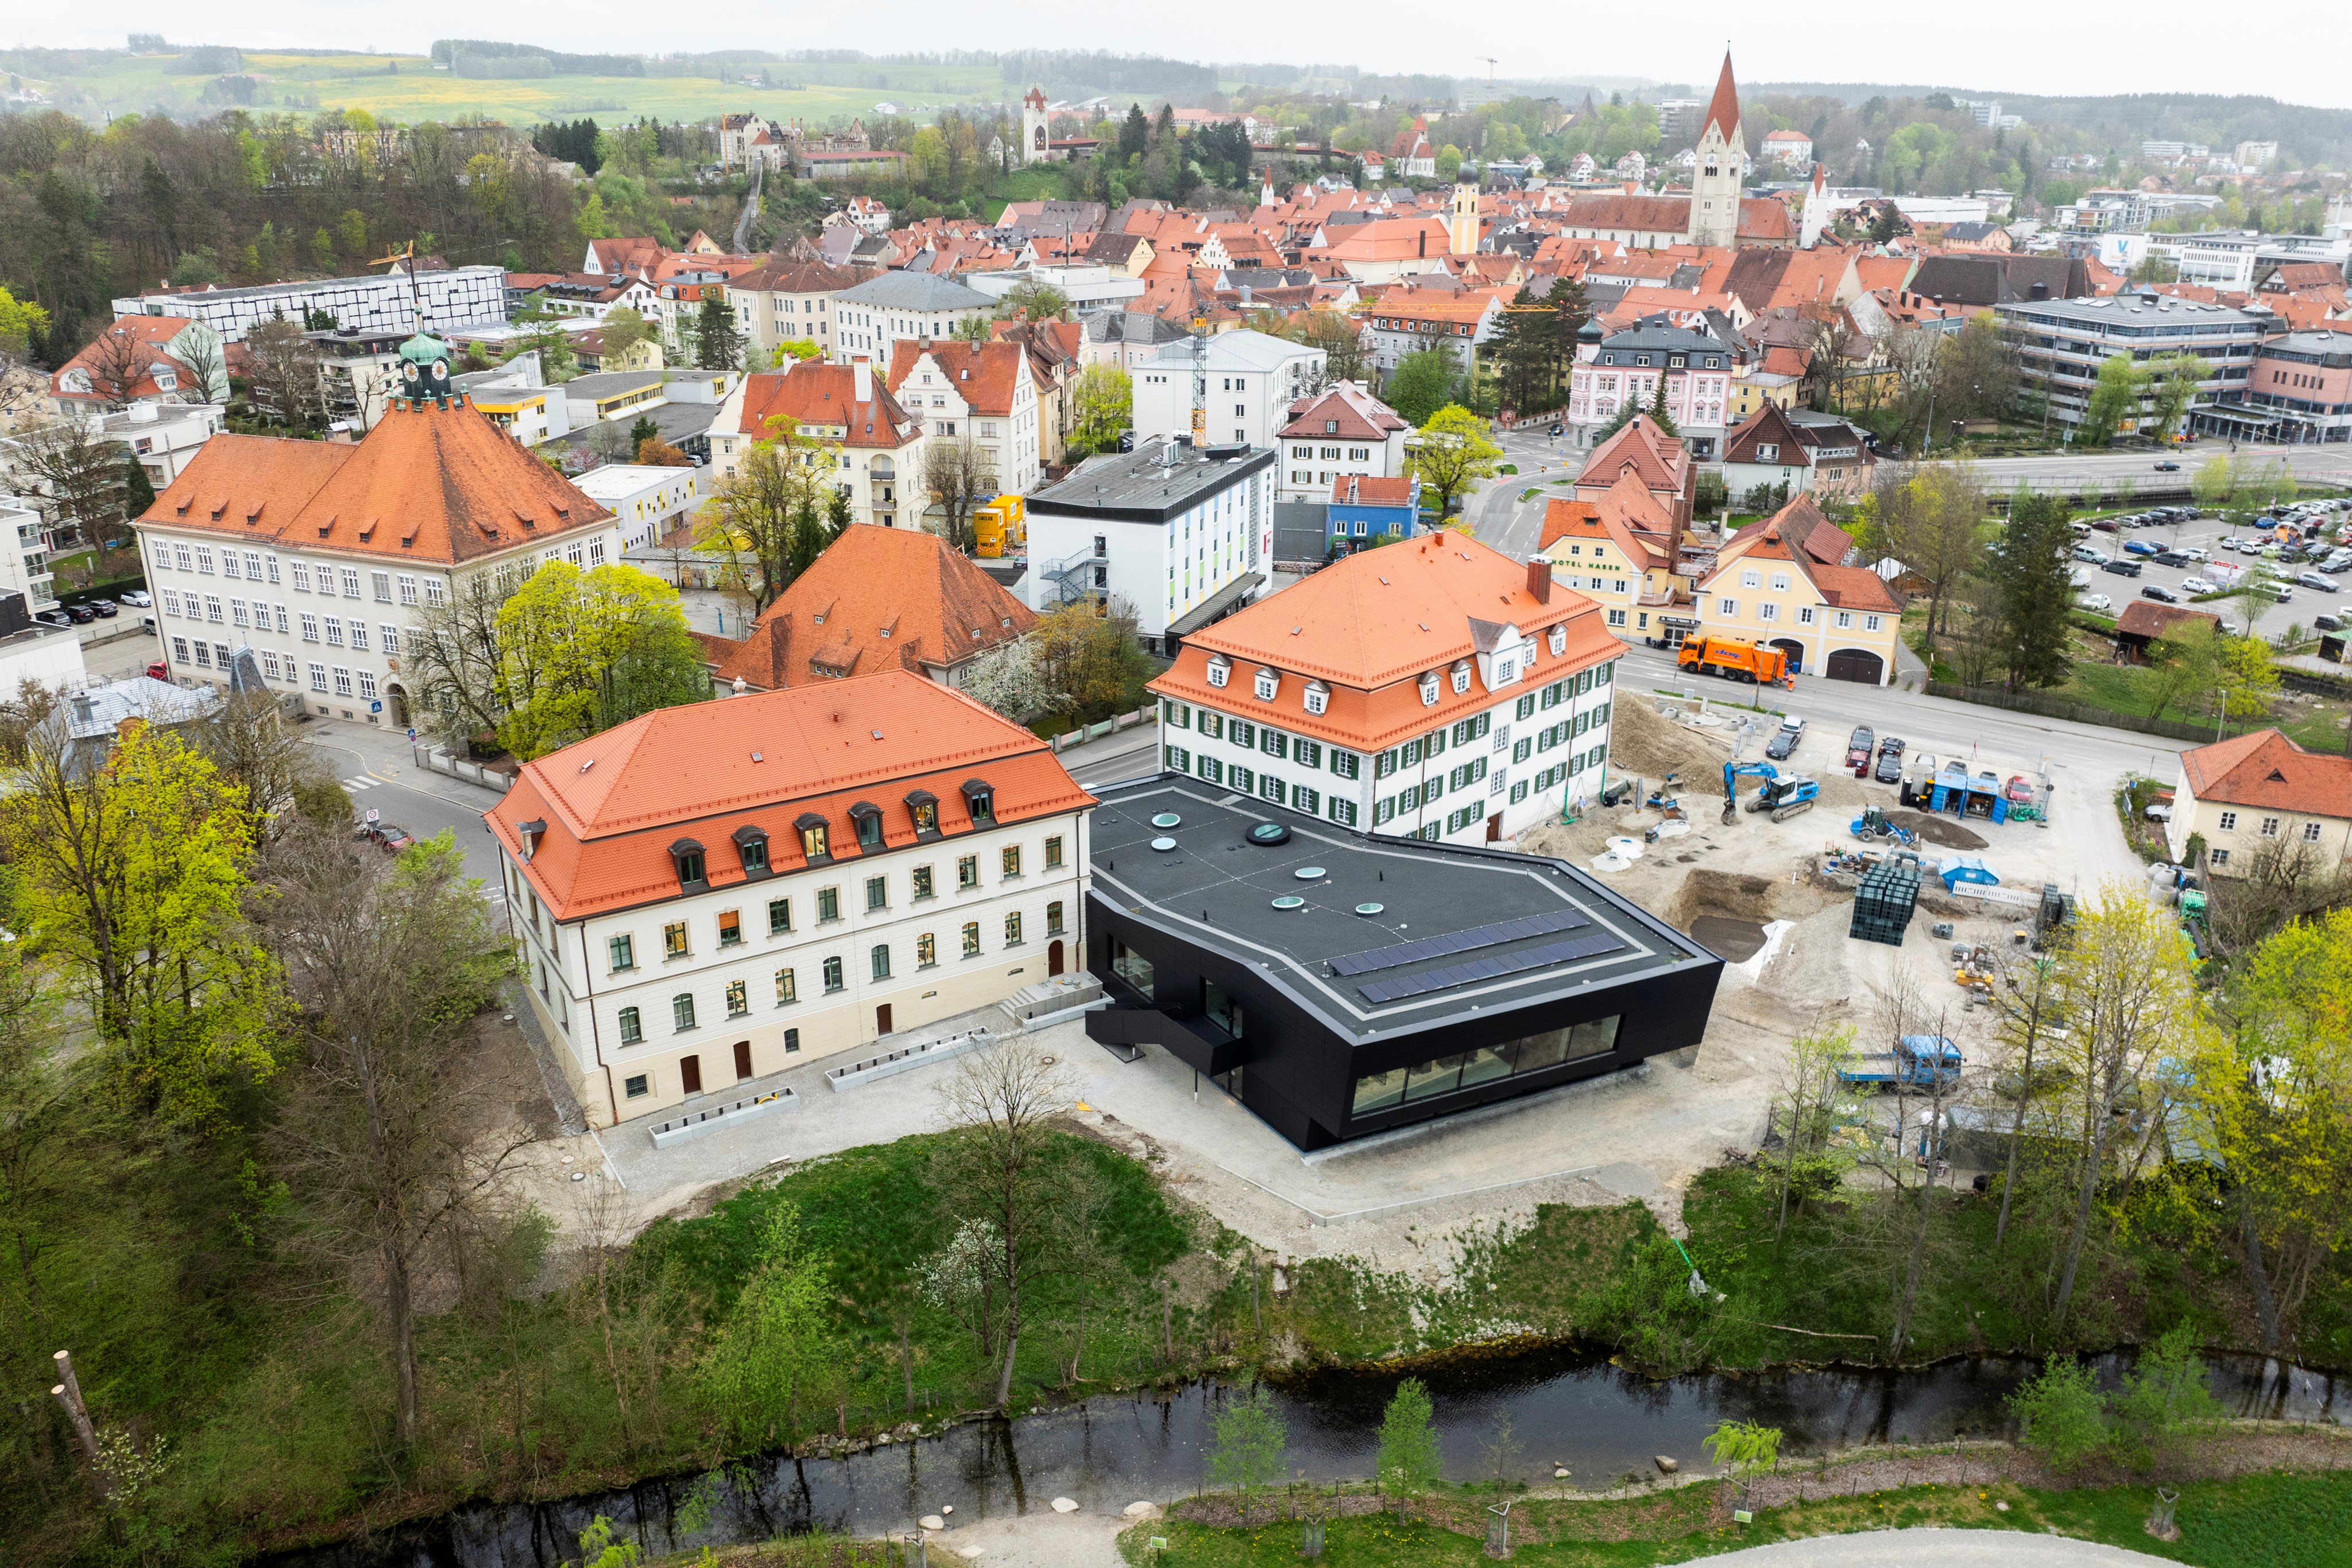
[2180,729,2352,818]
[486,670,1094,923]
[1149,533,1621,754]
[1576,414,1689,497]
[710,525,1035,692]
[1280,383,1409,443]
[884,339,1030,419]
[1330,475,1415,505]
[738,365,918,450]
[144,397,615,564]
[1703,52,1741,142]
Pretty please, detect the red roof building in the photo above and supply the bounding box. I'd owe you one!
[2169,727,2352,874]
[708,361,924,529]
[1150,532,1627,842]
[485,669,1096,1124]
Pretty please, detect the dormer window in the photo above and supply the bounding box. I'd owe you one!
[849,802,885,849]
[1254,667,1279,702]
[906,789,940,836]
[1757,444,1778,461]
[1548,625,1567,656]
[732,824,771,874]
[1304,681,1329,716]
[1418,671,1440,706]
[960,779,995,824]
[1495,656,1517,684]
[1206,654,1231,688]
[516,818,546,862]
[670,838,709,889]
[796,814,831,862]
[1450,660,1472,695]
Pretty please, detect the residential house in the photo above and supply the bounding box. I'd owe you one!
[1148,533,1624,845]
[1131,328,1326,451]
[106,401,225,490]
[1324,474,1423,552]
[566,328,666,375]
[486,669,1094,1126]
[1362,293,1504,388]
[1719,403,1874,503]
[724,259,873,364]
[1565,316,1736,460]
[570,463,707,552]
[1761,129,1813,167]
[1024,436,1275,652]
[991,319,1086,467]
[1276,381,1411,504]
[1538,471,1691,642]
[133,335,625,726]
[1693,494,1902,682]
[708,524,1035,694]
[1572,413,1697,529]
[707,361,924,529]
[885,339,1046,496]
[829,272,996,363]
[2165,727,2352,876]
[48,315,227,413]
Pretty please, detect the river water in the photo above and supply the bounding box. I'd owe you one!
[260,1348,2346,1567]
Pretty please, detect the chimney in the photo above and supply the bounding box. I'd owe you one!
[1526,558,1553,604]
[852,357,873,404]
[1418,228,1426,258]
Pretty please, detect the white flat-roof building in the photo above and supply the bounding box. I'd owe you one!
[113,265,508,344]
[571,463,709,551]
[1132,329,1328,452]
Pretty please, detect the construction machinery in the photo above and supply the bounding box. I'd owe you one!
[1838,1035,1963,1091]
[1721,761,1779,825]
[1678,634,1792,686]
[1850,806,1917,846]
[1744,774,1820,823]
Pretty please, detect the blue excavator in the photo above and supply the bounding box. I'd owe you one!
[1720,761,1820,825]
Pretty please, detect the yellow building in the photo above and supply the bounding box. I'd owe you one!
[1538,471,1695,644]
[1694,495,1905,684]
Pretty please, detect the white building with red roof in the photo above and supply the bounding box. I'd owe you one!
[1692,494,1903,683]
[2166,729,2352,875]
[885,338,1044,495]
[48,315,227,415]
[488,668,1096,1126]
[1275,381,1410,502]
[707,359,925,529]
[1150,533,1625,846]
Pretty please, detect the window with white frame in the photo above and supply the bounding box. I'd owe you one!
[1835,611,1854,628]
[1864,615,1882,632]
[332,667,353,696]
[1798,606,1816,625]
[358,671,378,699]
[1304,682,1329,715]
[1740,570,1761,588]
[1450,662,1471,694]
[1719,598,1738,616]
[1206,656,1230,688]
[307,662,327,692]
[1759,603,1778,622]
[2301,821,2322,843]
[204,595,222,622]
[2260,816,2280,838]
[173,544,193,571]
[423,578,446,607]
[397,574,417,605]
[1254,667,1278,700]
[2218,811,2237,831]
[339,568,361,598]
[291,562,311,591]
[380,624,400,655]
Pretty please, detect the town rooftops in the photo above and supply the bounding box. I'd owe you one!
[1330,475,1417,506]
[737,363,918,448]
[142,395,615,563]
[1028,438,1276,525]
[1279,381,1407,443]
[2180,727,2352,818]
[831,270,996,311]
[485,669,1094,923]
[1135,326,1314,373]
[1088,777,1716,1046]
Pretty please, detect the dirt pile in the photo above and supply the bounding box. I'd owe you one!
[1608,698,1735,795]
[1888,809,1989,850]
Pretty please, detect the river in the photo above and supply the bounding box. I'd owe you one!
[258,1348,2347,1567]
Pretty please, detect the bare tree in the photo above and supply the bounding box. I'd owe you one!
[12,418,129,549]
[931,1037,1072,1408]
[79,326,152,412]
[243,319,326,427]
[179,330,233,408]
[405,574,512,750]
[1991,951,2067,1248]
[267,824,524,1446]
[197,688,324,840]
[1801,310,1860,412]
[920,432,998,555]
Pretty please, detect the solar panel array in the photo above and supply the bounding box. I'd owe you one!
[1329,908,1591,976]
[1356,931,1627,1005]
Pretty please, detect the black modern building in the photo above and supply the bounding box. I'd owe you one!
[1084,777,1724,1150]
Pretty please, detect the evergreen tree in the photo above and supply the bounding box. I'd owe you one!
[1987,490,2078,690]
[628,415,659,452]
[121,452,156,521]
[1549,276,1591,403]
[1647,374,1678,437]
[694,293,744,371]
[1118,104,1151,167]
[1490,288,1556,415]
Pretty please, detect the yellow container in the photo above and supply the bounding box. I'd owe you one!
[974,493,1026,557]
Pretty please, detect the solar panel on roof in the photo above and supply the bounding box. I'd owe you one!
[1355,930,1628,1005]
[1329,908,1592,975]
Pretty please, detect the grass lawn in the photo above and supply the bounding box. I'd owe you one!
[2059,657,2348,751]
[1118,1471,2352,1567]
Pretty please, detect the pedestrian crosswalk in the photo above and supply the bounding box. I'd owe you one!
[343,775,384,791]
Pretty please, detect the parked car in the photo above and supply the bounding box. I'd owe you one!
[2080,593,2113,611]
[2268,584,2295,603]
[118,589,152,608]
[2071,544,2105,563]
[2315,614,2345,633]
[2181,576,2218,595]
[2122,540,2160,557]
[2296,571,2336,593]
[2005,775,2036,803]
[355,821,415,853]
[2141,584,2181,604]
[90,599,117,618]
[1764,715,1805,761]
[63,603,95,624]
[143,660,169,680]
[1874,737,1907,784]
[1846,726,1875,768]
[2152,550,2191,567]
[2154,460,2180,471]
[2101,559,2143,577]
[2181,547,2210,562]
[2091,518,2122,533]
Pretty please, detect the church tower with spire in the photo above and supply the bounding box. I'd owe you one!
[1021,87,1049,166]
[1686,52,1746,248]
[1449,178,1481,255]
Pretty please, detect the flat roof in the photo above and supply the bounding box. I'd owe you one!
[1091,777,1714,1046]
[1029,438,1275,525]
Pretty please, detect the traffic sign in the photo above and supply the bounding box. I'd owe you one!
[366,807,380,823]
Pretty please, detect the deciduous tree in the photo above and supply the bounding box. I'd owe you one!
[699,1201,842,1443]
[1857,462,1987,651]
[1407,403,1502,519]
[697,414,839,613]
[494,561,709,758]
[920,431,998,553]
[1069,362,1132,458]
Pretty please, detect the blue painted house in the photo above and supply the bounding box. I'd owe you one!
[1326,473,1423,554]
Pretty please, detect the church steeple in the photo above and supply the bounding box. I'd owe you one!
[1686,50,1745,249]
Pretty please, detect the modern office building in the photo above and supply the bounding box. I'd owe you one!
[113,265,508,344]
[1083,779,1723,1150]
[1994,291,2267,439]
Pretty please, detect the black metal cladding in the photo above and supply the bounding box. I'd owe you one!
[1356,930,1628,1004]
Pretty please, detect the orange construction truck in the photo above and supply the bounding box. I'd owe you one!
[1677,634,1792,686]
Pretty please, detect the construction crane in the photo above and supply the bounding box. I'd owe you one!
[368,238,433,335]
[1476,56,1499,84]
[1189,308,1209,447]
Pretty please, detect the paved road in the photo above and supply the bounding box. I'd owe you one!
[732,162,763,254]
[299,719,514,919]
[1964,437,2352,496]
[1697,1527,2180,1567]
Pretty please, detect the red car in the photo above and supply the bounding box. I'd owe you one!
[354,821,415,853]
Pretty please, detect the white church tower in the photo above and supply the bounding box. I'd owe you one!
[1449,179,1481,255]
[1021,87,1049,166]
[1686,52,1746,249]
[1799,163,1831,249]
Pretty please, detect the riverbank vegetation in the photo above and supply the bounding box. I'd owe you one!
[1117,1466,2352,1568]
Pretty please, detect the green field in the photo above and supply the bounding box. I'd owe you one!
[9,49,1014,127]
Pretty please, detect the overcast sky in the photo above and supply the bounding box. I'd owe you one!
[23,3,2352,113]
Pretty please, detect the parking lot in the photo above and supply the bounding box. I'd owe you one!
[2071,500,2352,635]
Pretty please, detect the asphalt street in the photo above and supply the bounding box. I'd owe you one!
[298,720,516,921]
